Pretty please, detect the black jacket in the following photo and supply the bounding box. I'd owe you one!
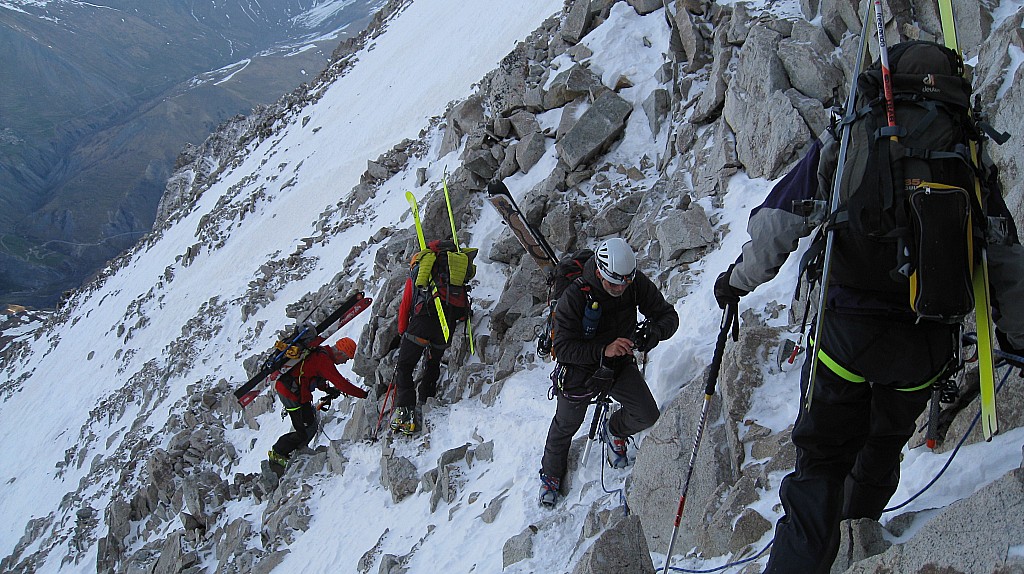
[552,257,679,369]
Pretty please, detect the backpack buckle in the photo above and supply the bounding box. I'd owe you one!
[986,216,1009,246]
[792,199,827,226]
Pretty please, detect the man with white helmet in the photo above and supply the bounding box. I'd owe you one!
[538,237,679,506]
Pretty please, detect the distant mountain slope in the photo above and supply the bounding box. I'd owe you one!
[0,0,381,308]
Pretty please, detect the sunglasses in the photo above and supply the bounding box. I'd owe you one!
[598,266,635,286]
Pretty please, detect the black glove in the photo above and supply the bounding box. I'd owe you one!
[324,387,342,400]
[714,265,748,310]
[634,323,660,353]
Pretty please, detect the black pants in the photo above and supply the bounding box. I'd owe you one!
[540,360,659,480]
[273,397,318,457]
[764,312,957,574]
[395,313,448,408]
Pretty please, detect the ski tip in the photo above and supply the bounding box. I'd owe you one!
[487,180,509,196]
[982,426,998,442]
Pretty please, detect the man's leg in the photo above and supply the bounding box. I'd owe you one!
[418,344,445,402]
[540,394,590,481]
[273,402,318,457]
[764,359,871,574]
[843,384,930,520]
[394,335,425,408]
[607,362,659,437]
[401,314,447,405]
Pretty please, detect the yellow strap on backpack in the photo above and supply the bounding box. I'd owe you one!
[447,251,469,286]
[448,247,478,285]
[414,250,436,288]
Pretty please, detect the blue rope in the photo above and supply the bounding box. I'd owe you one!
[659,538,773,573]
[883,365,1014,513]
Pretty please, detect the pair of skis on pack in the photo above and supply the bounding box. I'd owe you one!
[234,291,372,407]
[405,171,475,355]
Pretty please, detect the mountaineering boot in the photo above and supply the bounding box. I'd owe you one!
[267,449,290,468]
[538,472,561,507]
[600,421,631,469]
[390,406,417,435]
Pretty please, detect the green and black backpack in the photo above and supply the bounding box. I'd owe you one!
[829,40,1006,323]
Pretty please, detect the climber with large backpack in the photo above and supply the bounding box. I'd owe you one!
[390,239,477,435]
[713,40,1024,573]
[537,237,678,506]
[268,337,368,468]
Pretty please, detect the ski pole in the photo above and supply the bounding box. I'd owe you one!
[662,306,739,572]
[804,0,873,411]
[581,394,610,467]
[963,332,1024,371]
[871,0,897,138]
[372,378,396,441]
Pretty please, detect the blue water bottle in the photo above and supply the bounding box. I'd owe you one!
[582,300,601,339]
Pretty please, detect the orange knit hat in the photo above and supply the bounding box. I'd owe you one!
[334,337,356,360]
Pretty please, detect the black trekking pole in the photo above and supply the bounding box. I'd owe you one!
[662,305,739,572]
[581,394,611,467]
[804,0,873,412]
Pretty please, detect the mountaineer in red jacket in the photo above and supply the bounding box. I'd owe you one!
[268,337,367,467]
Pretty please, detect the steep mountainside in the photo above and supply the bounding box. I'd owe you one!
[0,0,381,308]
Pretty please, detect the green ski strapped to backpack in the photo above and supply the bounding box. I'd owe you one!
[829,40,1000,324]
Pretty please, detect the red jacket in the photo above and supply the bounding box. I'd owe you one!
[274,347,367,403]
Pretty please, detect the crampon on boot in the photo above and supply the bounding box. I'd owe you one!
[538,472,561,507]
[390,406,417,435]
[600,421,631,469]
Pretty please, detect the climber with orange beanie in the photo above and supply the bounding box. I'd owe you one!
[268,337,367,467]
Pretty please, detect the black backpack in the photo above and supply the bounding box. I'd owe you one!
[536,249,599,358]
[829,40,994,323]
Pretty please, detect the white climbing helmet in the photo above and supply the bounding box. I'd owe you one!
[595,238,636,286]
